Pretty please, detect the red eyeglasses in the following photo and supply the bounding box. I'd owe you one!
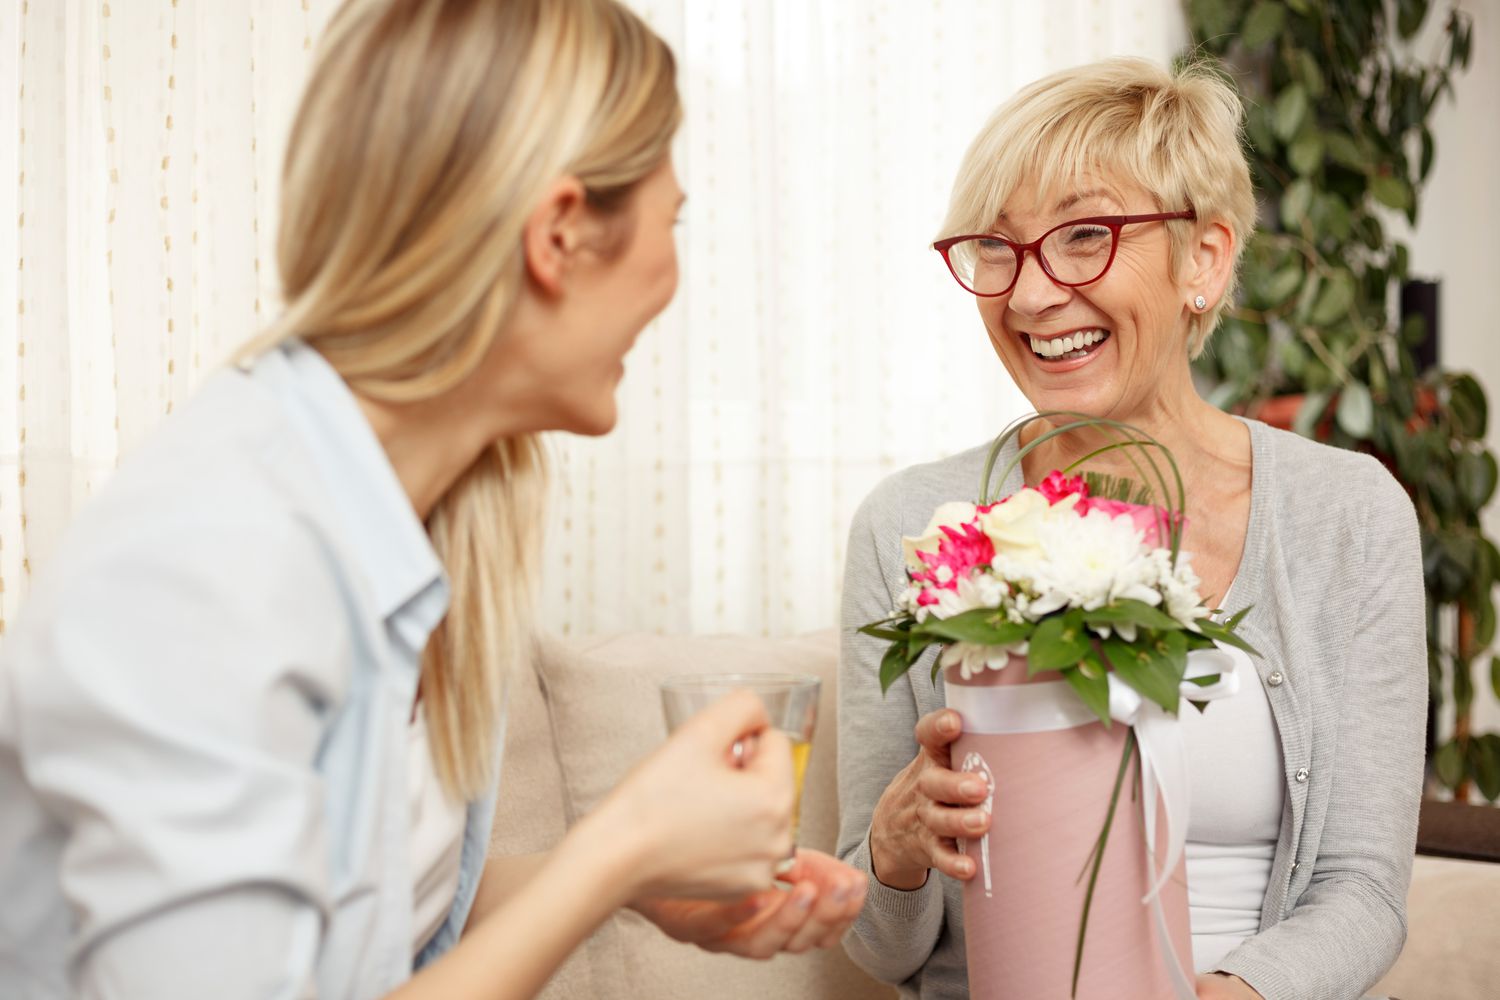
[933,211,1196,297]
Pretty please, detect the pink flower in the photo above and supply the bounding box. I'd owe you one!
[1076,497,1184,547]
[1037,470,1090,505]
[909,522,996,593]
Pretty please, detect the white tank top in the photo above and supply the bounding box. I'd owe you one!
[408,712,468,955]
[1180,658,1285,973]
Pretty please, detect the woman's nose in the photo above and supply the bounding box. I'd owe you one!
[1006,249,1071,318]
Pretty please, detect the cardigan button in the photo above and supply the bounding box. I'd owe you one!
[1267,671,1284,687]
[1295,767,1309,783]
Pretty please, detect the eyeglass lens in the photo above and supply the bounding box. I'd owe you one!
[948,221,1116,295]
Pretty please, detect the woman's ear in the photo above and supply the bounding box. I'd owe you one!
[522,176,589,296]
[1186,220,1235,312]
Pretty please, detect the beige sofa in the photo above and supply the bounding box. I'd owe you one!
[490,629,1500,1000]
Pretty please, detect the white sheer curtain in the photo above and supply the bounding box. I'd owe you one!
[0,0,1185,640]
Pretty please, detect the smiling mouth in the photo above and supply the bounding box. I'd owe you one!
[1024,329,1111,361]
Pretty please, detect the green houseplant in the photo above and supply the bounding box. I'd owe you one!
[1183,0,1499,801]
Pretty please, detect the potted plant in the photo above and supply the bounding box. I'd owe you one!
[1183,0,1499,801]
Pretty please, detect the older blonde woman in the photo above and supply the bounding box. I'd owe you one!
[0,2,866,998]
[837,59,1424,1000]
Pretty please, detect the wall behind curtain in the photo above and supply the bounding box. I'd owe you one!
[0,0,1186,640]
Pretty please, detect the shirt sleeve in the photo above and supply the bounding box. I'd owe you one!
[836,484,948,985]
[1216,466,1427,1000]
[10,514,351,999]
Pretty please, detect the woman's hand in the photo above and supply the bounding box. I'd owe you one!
[594,689,795,902]
[1196,972,1264,999]
[633,849,868,959]
[868,708,988,890]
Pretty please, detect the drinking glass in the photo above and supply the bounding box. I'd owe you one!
[660,673,820,872]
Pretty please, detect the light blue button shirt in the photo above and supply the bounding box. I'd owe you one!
[0,342,502,999]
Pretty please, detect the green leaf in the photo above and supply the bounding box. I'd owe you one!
[1196,618,1265,658]
[1435,738,1465,789]
[1396,0,1429,40]
[1310,271,1356,326]
[1491,656,1500,703]
[918,608,1030,647]
[1288,132,1324,176]
[1263,264,1304,306]
[1456,451,1498,511]
[1336,382,1374,439]
[1292,390,1331,440]
[1280,179,1314,230]
[1450,374,1488,438]
[1063,661,1112,727]
[1419,127,1436,182]
[1455,656,1475,714]
[859,625,911,643]
[1241,1,1288,49]
[1371,175,1413,210]
[1028,611,1091,674]
[1274,85,1309,142]
[1084,599,1183,632]
[879,642,915,694]
[1325,132,1367,170]
[1474,591,1496,649]
[1102,635,1182,714]
[1224,605,1253,630]
[1470,735,1500,803]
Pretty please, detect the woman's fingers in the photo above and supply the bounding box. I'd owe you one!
[916,798,991,840]
[916,764,989,806]
[913,708,963,753]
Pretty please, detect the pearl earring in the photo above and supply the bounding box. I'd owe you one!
[1193,295,1207,310]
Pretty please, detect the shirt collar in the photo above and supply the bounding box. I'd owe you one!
[253,341,449,638]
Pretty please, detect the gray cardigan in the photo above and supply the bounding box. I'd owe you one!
[836,418,1427,1000]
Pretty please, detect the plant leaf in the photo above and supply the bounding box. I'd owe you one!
[1491,656,1500,703]
[1274,85,1309,142]
[1241,1,1287,49]
[878,642,915,695]
[1063,660,1112,727]
[1029,611,1091,674]
[1196,618,1265,657]
[1280,179,1314,230]
[1336,382,1374,439]
[919,608,1030,647]
[1292,390,1331,439]
[1084,599,1183,632]
[1471,735,1500,802]
[1101,635,1181,714]
[1434,739,1465,789]
[1371,175,1413,210]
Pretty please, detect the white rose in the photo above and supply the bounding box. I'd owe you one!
[902,500,980,573]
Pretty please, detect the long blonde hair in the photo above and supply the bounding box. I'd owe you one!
[243,0,680,799]
[940,58,1255,358]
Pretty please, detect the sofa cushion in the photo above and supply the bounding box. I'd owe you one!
[533,629,893,1000]
[1372,854,1500,1000]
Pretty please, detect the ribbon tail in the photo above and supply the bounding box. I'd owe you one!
[1135,710,1196,1000]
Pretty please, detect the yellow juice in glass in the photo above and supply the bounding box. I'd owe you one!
[789,735,812,840]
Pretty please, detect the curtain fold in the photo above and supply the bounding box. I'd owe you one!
[0,0,1183,639]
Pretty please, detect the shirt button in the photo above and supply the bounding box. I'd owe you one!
[1267,671,1284,687]
[1295,767,1309,783]
[1291,860,1300,873]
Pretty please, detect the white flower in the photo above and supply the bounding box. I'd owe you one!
[940,640,1026,680]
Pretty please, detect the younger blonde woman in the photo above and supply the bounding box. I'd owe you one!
[0,2,866,997]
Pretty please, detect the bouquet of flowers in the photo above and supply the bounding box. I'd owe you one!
[860,414,1258,1000]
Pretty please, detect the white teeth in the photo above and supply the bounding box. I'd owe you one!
[1028,329,1109,359]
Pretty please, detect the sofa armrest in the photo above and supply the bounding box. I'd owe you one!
[1415,799,1500,863]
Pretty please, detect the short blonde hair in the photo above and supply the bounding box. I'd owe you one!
[243,0,680,800]
[939,57,1255,357]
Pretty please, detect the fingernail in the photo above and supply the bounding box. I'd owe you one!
[964,811,985,831]
[960,780,981,798]
[795,888,815,910]
[940,714,958,734]
[957,858,973,876]
[831,882,851,904]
